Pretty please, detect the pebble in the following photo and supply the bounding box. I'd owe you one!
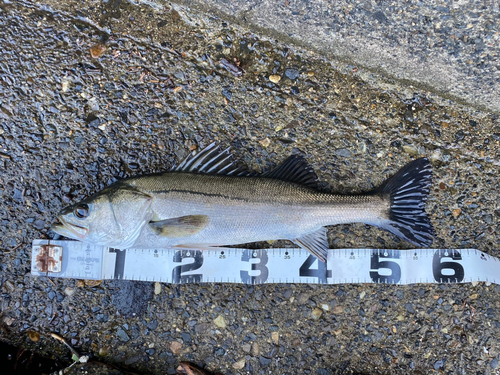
[99,347,109,356]
[335,148,351,158]
[117,328,130,342]
[251,342,260,356]
[85,280,102,287]
[154,282,161,295]
[403,144,419,155]
[269,75,281,83]
[333,305,344,314]
[28,331,40,342]
[312,307,323,320]
[271,331,279,345]
[405,303,415,314]
[169,341,182,355]
[452,208,461,218]
[64,287,76,296]
[214,315,226,328]
[90,44,106,58]
[434,359,444,370]
[259,138,271,147]
[242,343,251,353]
[491,358,498,369]
[259,356,272,366]
[285,68,299,80]
[233,358,246,369]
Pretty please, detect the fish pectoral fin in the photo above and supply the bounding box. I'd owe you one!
[149,215,209,238]
[293,227,329,262]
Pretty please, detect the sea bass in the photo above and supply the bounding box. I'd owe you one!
[52,143,434,261]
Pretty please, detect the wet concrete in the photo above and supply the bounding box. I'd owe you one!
[0,0,499,374]
[173,0,500,114]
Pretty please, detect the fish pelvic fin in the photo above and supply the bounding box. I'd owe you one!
[293,227,329,262]
[371,158,435,247]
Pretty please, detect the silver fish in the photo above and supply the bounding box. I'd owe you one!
[52,143,434,261]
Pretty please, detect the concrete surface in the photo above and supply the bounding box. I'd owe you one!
[173,0,500,113]
[0,0,499,374]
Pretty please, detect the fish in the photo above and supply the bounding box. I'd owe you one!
[52,143,435,262]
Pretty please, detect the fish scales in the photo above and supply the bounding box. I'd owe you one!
[126,173,387,248]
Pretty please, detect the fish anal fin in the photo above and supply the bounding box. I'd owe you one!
[262,155,318,189]
[293,227,329,262]
[149,215,209,238]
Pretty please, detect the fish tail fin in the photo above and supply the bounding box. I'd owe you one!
[372,158,435,246]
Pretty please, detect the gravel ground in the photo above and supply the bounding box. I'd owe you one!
[1,1,500,374]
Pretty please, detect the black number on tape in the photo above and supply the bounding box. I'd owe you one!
[299,255,332,284]
[432,250,464,283]
[370,251,401,284]
[172,250,204,284]
[240,250,269,284]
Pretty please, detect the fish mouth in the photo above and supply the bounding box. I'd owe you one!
[51,217,88,240]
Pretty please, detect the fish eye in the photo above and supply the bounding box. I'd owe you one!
[74,203,90,219]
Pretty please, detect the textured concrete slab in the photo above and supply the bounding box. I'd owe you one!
[174,0,500,113]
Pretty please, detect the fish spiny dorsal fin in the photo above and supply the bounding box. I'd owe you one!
[262,154,318,189]
[175,142,254,176]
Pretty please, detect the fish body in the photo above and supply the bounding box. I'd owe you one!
[53,143,434,261]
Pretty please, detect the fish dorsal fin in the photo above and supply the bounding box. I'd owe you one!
[293,227,329,262]
[262,155,318,189]
[175,142,253,176]
[149,215,209,238]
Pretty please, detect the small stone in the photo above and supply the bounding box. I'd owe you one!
[271,331,279,345]
[116,328,130,342]
[312,307,323,320]
[3,280,15,293]
[195,323,210,334]
[452,208,461,218]
[99,347,109,356]
[242,343,251,353]
[214,315,226,328]
[90,44,106,58]
[320,303,330,311]
[259,356,272,366]
[170,341,182,355]
[64,287,76,296]
[405,303,415,314]
[28,331,40,342]
[333,305,344,314]
[433,359,444,370]
[335,148,351,158]
[76,280,85,287]
[154,282,161,295]
[285,68,299,80]
[269,75,281,83]
[251,342,260,356]
[85,280,102,287]
[233,359,246,369]
[259,138,271,148]
[491,358,498,369]
[359,291,366,299]
[470,293,478,300]
[403,145,419,155]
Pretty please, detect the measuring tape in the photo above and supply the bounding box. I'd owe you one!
[31,240,500,285]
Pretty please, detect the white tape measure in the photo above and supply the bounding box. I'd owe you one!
[31,240,500,285]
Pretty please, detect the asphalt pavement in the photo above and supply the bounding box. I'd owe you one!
[0,0,499,374]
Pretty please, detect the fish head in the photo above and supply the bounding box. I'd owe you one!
[52,185,153,248]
